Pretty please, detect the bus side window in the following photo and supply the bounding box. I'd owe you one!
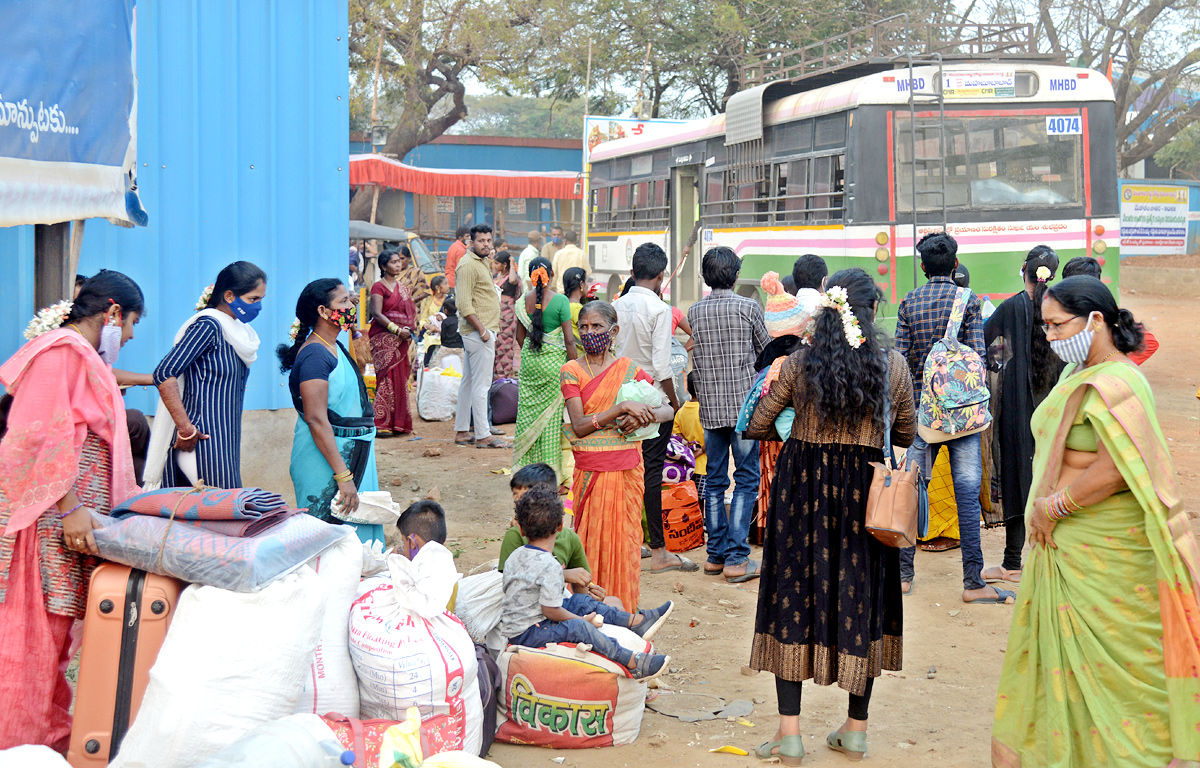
[788,160,809,221]
[812,156,832,220]
[831,156,845,220]
[705,170,726,226]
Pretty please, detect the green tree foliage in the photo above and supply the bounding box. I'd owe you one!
[1155,122,1200,178]
[448,95,585,139]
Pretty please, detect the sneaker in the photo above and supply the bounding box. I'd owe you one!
[631,652,670,681]
[630,600,674,641]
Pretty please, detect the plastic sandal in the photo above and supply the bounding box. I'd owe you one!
[755,734,805,765]
[827,729,867,761]
[965,587,1016,604]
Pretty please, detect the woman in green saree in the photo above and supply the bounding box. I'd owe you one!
[992,276,1200,767]
[513,257,578,484]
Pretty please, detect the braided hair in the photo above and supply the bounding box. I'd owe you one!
[1023,245,1062,395]
[527,256,553,352]
[276,278,343,372]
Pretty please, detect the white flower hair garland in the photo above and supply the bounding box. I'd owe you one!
[195,284,215,311]
[801,286,865,349]
[24,300,73,340]
[289,317,303,341]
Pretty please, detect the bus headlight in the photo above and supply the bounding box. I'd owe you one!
[875,232,889,245]
[1093,240,1107,255]
[875,247,889,262]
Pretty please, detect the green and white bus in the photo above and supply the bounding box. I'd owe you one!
[585,62,1119,312]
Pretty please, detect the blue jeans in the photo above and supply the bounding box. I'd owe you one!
[508,594,635,667]
[899,432,986,591]
[701,427,760,568]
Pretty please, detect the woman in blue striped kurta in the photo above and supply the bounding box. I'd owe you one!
[149,262,267,489]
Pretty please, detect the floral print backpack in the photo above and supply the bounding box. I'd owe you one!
[917,287,992,443]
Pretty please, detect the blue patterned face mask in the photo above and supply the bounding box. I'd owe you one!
[1049,313,1098,363]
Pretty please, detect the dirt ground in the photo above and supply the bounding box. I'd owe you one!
[375,288,1200,768]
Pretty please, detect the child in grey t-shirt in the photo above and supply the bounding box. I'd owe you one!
[498,486,673,680]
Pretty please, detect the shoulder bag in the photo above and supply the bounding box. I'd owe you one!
[866,352,930,548]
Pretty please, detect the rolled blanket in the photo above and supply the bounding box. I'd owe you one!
[112,486,288,521]
[177,507,302,538]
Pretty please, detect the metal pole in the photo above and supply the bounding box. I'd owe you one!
[937,54,947,233]
[584,39,593,118]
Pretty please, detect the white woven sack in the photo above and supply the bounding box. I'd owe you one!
[111,570,325,768]
[331,490,400,525]
[417,366,459,421]
[294,529,362,718]
[453,570,504,643]
[349,545,482,755]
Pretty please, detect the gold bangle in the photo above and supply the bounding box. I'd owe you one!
[333,469,353,483]
[1063,486,1081,512]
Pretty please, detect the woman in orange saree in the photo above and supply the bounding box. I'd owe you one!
[561,301,674,612]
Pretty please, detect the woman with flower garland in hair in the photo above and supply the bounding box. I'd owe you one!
[147,261,267,489]
[514,258,577,482]
[278,279,384,544]
[0,271,145,751]
[745,268,915,764]
[981,246,1064,586]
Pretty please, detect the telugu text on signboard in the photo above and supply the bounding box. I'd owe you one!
[1120,184,1189,256]
[942,71,1015,99]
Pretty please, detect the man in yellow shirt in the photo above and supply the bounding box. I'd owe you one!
[551,231,587,292]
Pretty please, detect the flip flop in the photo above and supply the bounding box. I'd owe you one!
[725,559,761,583]
[650,554,699,574]
[476,440,509,449]
[454,438,476,446]
[703,565,725,576]
[965,587,1016,605]
[982,567,1022,585]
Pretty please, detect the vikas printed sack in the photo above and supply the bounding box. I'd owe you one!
[495,643,647,749]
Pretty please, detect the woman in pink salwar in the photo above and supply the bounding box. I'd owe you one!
[0,271,144,752]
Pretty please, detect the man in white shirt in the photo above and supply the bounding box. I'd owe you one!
[614,243,696,575]
[518,230,543,292]
[791,253,828,313]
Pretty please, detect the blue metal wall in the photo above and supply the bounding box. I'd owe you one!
[0,226,36,368]
[403,142,581,172]
[57,0,348,412]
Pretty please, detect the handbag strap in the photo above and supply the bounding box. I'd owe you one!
[881,351,893,468]
[350,717,367,768]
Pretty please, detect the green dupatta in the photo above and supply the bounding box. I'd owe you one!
[992,361,1200,767]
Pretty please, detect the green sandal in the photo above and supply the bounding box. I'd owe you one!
[827,729,867,761]
[755,734,805,765]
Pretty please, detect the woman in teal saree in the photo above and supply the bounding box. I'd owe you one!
[277,278,384,544]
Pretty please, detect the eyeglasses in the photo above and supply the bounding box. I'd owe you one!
[1039,316,1083,333]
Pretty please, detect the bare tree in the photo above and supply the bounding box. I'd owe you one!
[981,0,1200,171]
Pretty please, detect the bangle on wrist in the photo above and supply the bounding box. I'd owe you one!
[388,322,400,333]
[60,502,84,519]
[333,469,353,483]
[591,414,601,432]
[1063,486,1081,512]
[177,426,197,440]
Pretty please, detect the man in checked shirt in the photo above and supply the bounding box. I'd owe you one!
[895,231,1012,606]
[687,247,770,583]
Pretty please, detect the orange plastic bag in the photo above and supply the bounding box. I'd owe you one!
[662,481,704,553]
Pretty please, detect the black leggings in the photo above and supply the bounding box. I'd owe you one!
[775,677,874,720]
[1002,514,1026,572]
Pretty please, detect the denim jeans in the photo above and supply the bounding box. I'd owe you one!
[508,594,636,667]
[701,427,760,568]
[899,432,986,590]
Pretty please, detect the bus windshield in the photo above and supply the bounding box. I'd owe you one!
[895,113,1082,211]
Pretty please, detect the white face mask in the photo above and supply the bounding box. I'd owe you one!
[1049,312,1099,364]
[98,320,122,365]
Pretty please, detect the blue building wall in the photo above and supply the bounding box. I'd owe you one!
[403,142,581,172]
[0,0,350,410]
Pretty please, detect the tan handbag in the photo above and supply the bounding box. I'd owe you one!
[865,354,928,548]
